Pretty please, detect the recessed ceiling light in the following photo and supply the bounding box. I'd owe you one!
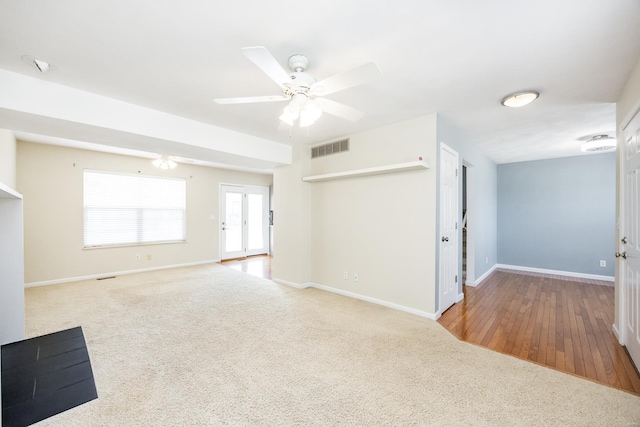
[21,55,50,73]
[581,135,616,152]
[501,91,539,108]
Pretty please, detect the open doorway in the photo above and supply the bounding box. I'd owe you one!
[462,160,475,286]
[462,165,467,284]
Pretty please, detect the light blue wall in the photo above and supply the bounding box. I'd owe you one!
[437,116,498,292]
[497,153,616,276]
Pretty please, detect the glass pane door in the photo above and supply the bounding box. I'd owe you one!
[247,193,264,251]
[225,192,243,253]
[220,185,269,260]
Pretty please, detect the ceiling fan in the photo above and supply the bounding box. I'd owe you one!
[214,46,382,127]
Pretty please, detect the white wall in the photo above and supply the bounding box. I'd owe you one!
[17,141,272,284]
[272,145,312,286]
[274,115,439,315]
[0,129,17,189]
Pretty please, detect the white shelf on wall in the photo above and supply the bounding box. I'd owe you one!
[0,181,22,199]
[302,160,429,183]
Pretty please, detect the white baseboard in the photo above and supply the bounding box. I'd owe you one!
[495,264,614,283]
[456,292,464,302]
[612,323,622,344]
[272,278,311,289]
[24,260,218,288]
[308,282,439,321]
[466,264,497,287]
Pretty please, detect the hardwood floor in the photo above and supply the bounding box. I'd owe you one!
[438,269,640,395]
[219,254,272,279]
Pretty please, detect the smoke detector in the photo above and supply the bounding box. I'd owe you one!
[22,55,50,73]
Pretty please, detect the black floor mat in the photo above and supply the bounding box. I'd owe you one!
[1,326,98,427]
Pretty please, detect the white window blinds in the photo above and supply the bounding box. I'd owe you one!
[83,170,186,248]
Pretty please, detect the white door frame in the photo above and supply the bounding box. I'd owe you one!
[439,143,460,313]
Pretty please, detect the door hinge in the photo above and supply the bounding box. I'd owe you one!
[455,275,458,283]
[456,169,458,177]
[455,221,458,230]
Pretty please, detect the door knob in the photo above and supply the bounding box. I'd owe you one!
[615,251,627,259]
[621,236,628,244]
[441,236,449,242]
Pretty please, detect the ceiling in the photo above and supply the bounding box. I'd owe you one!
[1,0,639,170]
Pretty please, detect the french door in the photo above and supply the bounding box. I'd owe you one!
[220,184,269,260]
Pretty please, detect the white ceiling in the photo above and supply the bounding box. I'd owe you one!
[1,0,639,170]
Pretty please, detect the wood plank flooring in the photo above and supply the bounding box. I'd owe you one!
[219,254,272,279]
[438,269,640,395]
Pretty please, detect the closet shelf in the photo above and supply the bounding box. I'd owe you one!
[302,160,429,182]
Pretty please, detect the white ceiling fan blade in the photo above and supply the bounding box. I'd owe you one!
[242,46,291,88]
[311,62,382,96]
[315,98,365,122]
[214,95,289,105]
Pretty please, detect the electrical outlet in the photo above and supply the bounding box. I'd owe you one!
[600,260,606,267]
[147,254,152,261]
[353,273,359,282]
[135,254,140,260]
[343,271,348,280]
[485,257,489,264]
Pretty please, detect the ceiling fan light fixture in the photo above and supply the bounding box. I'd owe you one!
[279,111,295,126]
[152,155,177,170]
[501,91,539,108]
[279,104,299,126]
[299,102,323,127]
[581,135,616,152]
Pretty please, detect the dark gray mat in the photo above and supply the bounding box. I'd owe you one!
[1,326,98,426]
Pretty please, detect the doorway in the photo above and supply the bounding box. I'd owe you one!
[220,184,270,260]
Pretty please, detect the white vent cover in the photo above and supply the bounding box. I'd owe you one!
[311,139,349,159]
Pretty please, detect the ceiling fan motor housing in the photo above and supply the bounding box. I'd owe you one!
[288,54,309,72]
[284,72,316,97]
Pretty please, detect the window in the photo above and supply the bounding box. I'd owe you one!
[83,170,186,248]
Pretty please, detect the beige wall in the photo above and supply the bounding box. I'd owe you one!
[0,129,17,189]
[273,115,439,315]
[17,141,272,284]
[615,57,640,329]
[272,145,312,285]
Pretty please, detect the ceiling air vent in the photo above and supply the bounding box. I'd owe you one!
[311,138,349,159]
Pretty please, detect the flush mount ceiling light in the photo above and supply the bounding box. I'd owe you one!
[581,135,616,152]
[501,91,539,108]
[152,155,177,170]
[21,55,50,73]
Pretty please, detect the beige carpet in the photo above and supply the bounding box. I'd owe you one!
[24,264,640,426]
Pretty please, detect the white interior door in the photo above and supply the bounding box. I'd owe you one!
[440,143,459,313]
[220,185,269,260]
[621,108,640,368]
